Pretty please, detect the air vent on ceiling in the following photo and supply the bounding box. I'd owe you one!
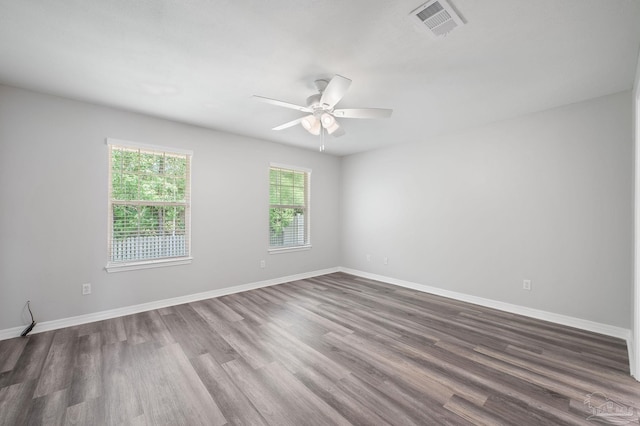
[410,0,465,39]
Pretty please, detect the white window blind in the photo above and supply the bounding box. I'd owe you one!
[269,164,310,250]
[107,139,192,270]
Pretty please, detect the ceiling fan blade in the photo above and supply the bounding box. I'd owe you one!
[333,108,393,119]
[320,75,352,109]
[272,117,304,131]
[253,95,311,112]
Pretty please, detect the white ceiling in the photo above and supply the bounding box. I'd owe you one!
[1,1,639,156]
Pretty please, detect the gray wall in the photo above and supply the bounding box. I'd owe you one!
[0,85,341,330]
[341,91,633,328]
[0,84,634,332]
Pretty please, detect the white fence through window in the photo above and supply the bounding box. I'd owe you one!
[281,214,305,246]
[110,235,187,262]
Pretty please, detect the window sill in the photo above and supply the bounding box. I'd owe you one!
[268,245,312,254]
[105,257,193,273]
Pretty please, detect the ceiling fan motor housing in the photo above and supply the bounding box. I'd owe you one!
[314,79,328,93]
[306,94,322,111]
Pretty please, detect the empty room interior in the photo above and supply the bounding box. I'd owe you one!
[2,0,640,424]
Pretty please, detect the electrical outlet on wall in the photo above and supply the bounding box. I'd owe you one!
[522,279,531,291]
[82,283,92,295]
[260,260,266,268]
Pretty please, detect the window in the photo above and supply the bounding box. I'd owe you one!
[269,164,311,251]
[106,139,192,272]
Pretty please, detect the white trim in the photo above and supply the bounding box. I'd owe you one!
[339,267,632,342]
[105,257,193,273]
[106,137,194,156]
[633,53,640,379]
[268,164,311,250]
[269,162,312,174]
[268,245,312,254]
[0,267,339,341]
[107,141,193,268]
[629,338,636,380]
[634,80,639,378]
[629,60,640,381]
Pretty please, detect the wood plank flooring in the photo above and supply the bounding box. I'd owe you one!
[0,272,638,425]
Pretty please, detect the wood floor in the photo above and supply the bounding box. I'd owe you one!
[0,273,638,425]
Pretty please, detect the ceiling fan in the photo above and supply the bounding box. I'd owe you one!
[253,75,392,139]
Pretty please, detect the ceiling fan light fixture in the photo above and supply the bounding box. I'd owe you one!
[301,115,316,130]
[321,112,335,128]
[301,115,321,135]
[325,121,340,135]
[309,121,321,135]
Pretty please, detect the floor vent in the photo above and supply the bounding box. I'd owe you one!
[410,0,465,39]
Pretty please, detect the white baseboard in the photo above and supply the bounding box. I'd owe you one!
[628,338,636,379]
[0,267,339,341]
[339,267,632,343]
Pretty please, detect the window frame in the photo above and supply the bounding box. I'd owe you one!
[268,163,312,254]
[105,138,193,273]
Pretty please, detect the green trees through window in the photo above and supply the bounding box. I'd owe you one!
[269,166,309,248]
[108,144,191,263]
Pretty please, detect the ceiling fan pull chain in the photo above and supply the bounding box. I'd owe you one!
[319,126,326,152]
